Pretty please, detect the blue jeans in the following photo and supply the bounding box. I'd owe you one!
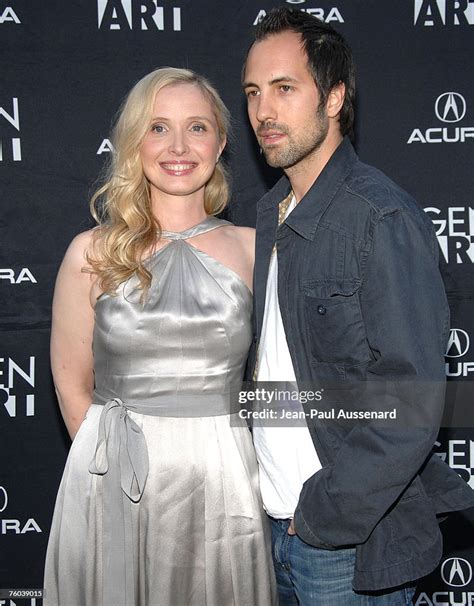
[270,517,416,605]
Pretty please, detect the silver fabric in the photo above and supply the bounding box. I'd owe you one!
[44,217,277,605]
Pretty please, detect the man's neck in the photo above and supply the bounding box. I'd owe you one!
[285,132,343,203]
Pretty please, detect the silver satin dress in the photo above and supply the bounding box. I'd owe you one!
[43,217,277,606]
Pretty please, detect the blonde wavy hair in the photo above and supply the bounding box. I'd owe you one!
[87,67,230,296]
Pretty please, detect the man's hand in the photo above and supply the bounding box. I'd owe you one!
[288,517,296,535]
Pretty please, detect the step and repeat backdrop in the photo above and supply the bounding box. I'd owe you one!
[1,1,474,604]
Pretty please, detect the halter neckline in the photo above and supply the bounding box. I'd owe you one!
[161,216,231,241]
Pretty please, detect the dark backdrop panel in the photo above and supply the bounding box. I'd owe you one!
[1,1,473,603]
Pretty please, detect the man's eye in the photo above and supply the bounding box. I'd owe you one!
[246,90,259,98]
[280,85,292,93]
[191,124,206,132]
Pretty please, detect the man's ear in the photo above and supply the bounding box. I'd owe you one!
[326,82,345,119]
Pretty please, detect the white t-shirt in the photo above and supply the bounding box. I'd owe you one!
[253,197,322,519]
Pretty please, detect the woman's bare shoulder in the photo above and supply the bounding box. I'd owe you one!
[61,228,99,272]
[220,224,255,248]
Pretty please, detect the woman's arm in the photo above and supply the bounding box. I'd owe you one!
[238,226,256,289]
[50,230,97,440]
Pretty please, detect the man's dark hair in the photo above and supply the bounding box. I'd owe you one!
[251,7,355,138]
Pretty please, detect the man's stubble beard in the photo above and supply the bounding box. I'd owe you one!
[262,105,329,170]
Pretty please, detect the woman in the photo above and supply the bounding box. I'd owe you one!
[43,67,276,605]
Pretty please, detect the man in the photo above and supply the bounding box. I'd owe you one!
[242,7,474,605]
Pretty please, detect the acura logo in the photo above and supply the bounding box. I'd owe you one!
[446,328,470,358]
[441,557,473,587]
[0,486,7,513]
[435,92,467,123]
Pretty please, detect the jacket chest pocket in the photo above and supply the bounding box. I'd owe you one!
[302,279,369,365]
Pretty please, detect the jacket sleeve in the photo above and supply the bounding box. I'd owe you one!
[294,207,450,548]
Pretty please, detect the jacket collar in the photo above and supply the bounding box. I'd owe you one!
[258,136,358,240]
